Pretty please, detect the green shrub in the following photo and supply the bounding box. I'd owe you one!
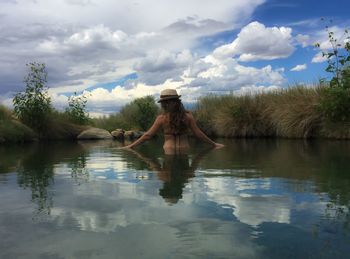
[120,96,159,131]
[65,93,90,125]
[314,21,350,89]
[318,86,350,123]
[13,62,52,137]
[92,96,159,132]
[313,22,350,126]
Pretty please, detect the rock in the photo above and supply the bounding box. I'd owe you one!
[111,129,125,140]
[123,130,145,140]
[77,127,113,140]
[124,130,134,140]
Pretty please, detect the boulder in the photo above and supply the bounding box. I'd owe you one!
[111,129,125,140]
[124,130,135,140]
[77,127,113,140]
[123,130,145,140]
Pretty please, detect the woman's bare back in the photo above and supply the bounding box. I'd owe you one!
[160,114,190,153]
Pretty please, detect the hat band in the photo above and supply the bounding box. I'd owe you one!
[160,95,179,98]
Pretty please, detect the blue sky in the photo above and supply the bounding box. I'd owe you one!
[0,0,349,116]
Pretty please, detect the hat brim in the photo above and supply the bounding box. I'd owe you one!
[157,95,181,103]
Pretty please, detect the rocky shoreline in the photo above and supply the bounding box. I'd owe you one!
[0,118,144,144]
[77,127,144,141]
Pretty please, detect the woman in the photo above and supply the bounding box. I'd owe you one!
[123,89,224,153]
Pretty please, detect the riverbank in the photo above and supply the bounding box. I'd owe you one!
[1,85,350,143]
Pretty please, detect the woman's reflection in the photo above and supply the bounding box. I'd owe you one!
[125,147,212,204]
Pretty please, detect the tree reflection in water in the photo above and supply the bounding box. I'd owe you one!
[69,155,89,185]
[11,142,88,218]
[16,144,55,218]
[125,147,213,204]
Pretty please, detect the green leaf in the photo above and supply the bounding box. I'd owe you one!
[326,65,334,72]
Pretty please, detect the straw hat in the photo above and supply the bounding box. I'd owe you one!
[157,89,181,103]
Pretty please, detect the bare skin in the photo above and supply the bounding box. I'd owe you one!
[122,112,224,153]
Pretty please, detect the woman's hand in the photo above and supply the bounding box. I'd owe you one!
[214,143,225,149]
[120,145,133,149]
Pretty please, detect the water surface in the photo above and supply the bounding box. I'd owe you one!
[1,139,350,258]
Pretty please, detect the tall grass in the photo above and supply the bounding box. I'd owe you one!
[215,94,274,137]
[194,84,350,139]
[265,85,322,138]
[0,105,12,121]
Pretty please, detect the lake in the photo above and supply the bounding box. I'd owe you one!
[0,138,350,258]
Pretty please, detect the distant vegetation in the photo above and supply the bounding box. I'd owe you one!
[92,96,159,132]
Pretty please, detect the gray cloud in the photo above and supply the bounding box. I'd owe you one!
[64,0,94,6]
[132,49,193,85]
[163,16,232,37]
[1,0,17,4]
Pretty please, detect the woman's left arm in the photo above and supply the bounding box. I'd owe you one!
[187,112,224,148]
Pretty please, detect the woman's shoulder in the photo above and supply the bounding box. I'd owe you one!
[156,114,167,123]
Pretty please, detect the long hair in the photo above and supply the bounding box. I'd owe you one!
[161,99,187,134]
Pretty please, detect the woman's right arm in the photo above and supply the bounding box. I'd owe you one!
[122,115,163,149]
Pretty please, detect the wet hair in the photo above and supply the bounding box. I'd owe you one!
[160,99,187,134]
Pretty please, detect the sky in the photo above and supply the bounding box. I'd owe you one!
[0,0,349,116]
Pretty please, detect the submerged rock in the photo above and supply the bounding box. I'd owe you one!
[77,127,113,140]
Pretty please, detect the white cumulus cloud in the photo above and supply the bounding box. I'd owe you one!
[290,64,307,72]
[213,21,295,61]
[186,54,285,92]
